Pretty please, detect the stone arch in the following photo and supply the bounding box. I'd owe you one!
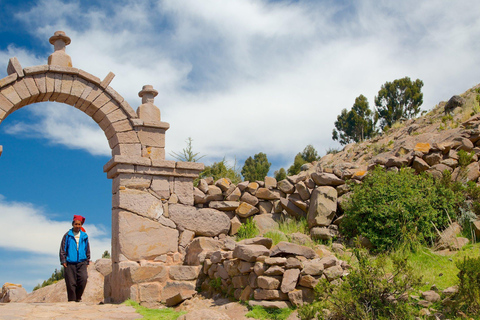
[0,31,204,303]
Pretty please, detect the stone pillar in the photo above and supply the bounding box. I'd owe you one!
[104,86,204,303]
[48,31,72,67]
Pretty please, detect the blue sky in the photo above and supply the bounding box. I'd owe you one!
[1,0,480,292]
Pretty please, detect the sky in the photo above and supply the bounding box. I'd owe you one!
[1,0,480,292]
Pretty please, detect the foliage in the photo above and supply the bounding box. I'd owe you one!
[246,305,293,320]
[169,137,205,162]
[236,218,260,241]
[454,256,480,314]
[241,152,271,182]
[209,277,222,290]
[102,250,111,259]
[264,230,288,245]
[123,299,186,320]
[298,249,422,320]
[287,145,321,176]
[278,217,309,235]
[375,77,424,130]
[326,147,340,155]
[341,167,461,252]
[33,267,65,291]
[457,149,475,168]
[332,95,376,145]
[274,168,287,181]
[199,157,242,184]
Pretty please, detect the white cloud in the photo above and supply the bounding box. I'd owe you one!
[1,0,480,169]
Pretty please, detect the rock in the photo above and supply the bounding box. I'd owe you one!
[169,266,201,281]
[253,213,280,234]
[323,265,343,282]
[285,257,302,269]
[116,210,179,260]
[270,242,317,259]
[264,265,285,276]
[288,193,309,212]
[161,281,196,304]
[248,300,291,309]
[287,172,307,184]
[424,152,442,166]
[301,260,324,276]
[412,157,430,173]
[253,289,289,301]
[421,290,441,303]
[307,186,337,228]
[233,244,270,262]
[310,227,336,240]
[452,137,474,151]
[298,275,319,288]
[264,257,287,266]
[209,201,240,211]
[311,172,345,186]
[226,187,242,201]
[279,198,306,219]
[240,192,259,206]
[281,269,300,293]
[246,182,259,194]
[206,185,224,202]
[436,222,462,250]
[169,204,231,237]
[288,289,303,307]
[295,182,311,201]
[94,258,112,276]
[0,283,27,303]
[238,237,273,249]
[240,285,254,301]
[235,202,259,218]
[21,264,104,303]
[265,177,277,189]
[257,201,273,214]
[442,286,458,296]
[277,179,295,194]
[414,143,431,153]
[257,276,281,290]
[232,275,250,288]
[444,95,465,114]
[184,237,223,265]
[229,216,242,236]
[179,230,196,248]
[194,187,207,204]
[452,161,480,182]
[256,188,281,200]
[215,178,231,192]
[178,308,231,320]
[441,158,458,168]
[473,220,480,239]
[288,232,312,246]
[449,237,469,250]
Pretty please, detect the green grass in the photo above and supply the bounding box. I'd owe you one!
[277,217,309,235]
[236,218,260,241]
[263,230,288,245]
[123,300,186,320]
[382,243,480,292]
[245,305,293,320]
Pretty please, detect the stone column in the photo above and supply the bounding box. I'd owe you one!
[48,31,72,67]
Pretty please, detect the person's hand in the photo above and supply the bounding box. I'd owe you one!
[62,263,67,268]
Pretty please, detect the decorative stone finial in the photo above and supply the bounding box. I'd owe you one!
[48,31,72,67]
[137,85,161,122]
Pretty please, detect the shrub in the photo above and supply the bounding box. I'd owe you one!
[341,167,461,252]
[298,249,422,320]
[264,230,288,245]
[236,218,259,241]
[453,257,480,314]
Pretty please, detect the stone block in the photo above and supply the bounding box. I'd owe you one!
[248,300,291,309]
[56,74,74,103]
[130,262,168,284]
[108,131,140,149]
[307,186,337,228]
[233,244,270,262]
[174,177,194,206]
[257,276,281,290]
[136,127,166,148]
[253,289,289,301]
[114,189,163,220]
[184,237,223,266]
[23,76,40,104]
[65,77,88,106]
[236,201,259,218]
[7,57,24,77]
[114,210,178,261]
[0,73,17,88]
[138,282,162,303]
[281,269,300,293]
[270,242,317,259]
[169,266,201,281]
[0,92,14,113]
[256,188,281,200]
[151,176,171,200]
[1,85,21,106]
[258,201,273,214]
[169,204,230,236]
[209,201,240,211]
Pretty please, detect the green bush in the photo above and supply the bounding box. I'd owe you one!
[236,218,259,241]
[298,249,422,320]
[341,167,461,252]
[453,257,480,314]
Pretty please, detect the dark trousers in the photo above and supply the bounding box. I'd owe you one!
[65,261,88,302]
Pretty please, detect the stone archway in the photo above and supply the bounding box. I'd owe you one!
[0,31,204,303]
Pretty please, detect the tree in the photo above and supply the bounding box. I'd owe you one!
[374,77,424,130]
[241,152,271,181]
[332,94,376,145]
[199,158,242,184]
[170,137,205,162]
[102,250,111,259]
[274,168,287,181]
[287,145,321,176]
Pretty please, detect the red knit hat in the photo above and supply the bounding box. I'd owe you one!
[73,215,85,224]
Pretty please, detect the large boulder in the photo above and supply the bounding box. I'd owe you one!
[184,237,223,266]
[21,264,104,303]
[307,186,337,228]
[0,283,27,302]
[169,204,230,236]
[233,244,270,262]
[270,242,317,259]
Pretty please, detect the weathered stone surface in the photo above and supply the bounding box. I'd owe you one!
[233,244,270,262]
[238,237,273,249]
[287,289,303,307]
[307,186,337,228]
[270,242,317,259]
[279,197,306,219]
[184,237,223,266]
[264,176,277,189]
[302,260,324,276]
[161,281,196,304]
[169,266,200,281]
[264,265,285,276]
[253,213,280,235]
[311,172,345,186]
[115,210,178,261]
[254,262,267,276]
[0,283,27,303]
[310,227,336,241]
[281,269,300,293]
[253,289,289,301]
[240,192,259,206]
[452,161,480,182]
[258,201,273,214]
[424,152,442,166]
[94,258,112,277]
[230,216,242,235]
[289,232,313,246]
[256,188,281,200]
[246,182,259,194]
[225,187,241,201]
[421,290,441,303]
[264,257,287,265]
[235,202,259,218]
[205,185,224,202]
[239,285,253,301]
[198,179,209,193]
[285,257,303,269]
[238,261,254,274]
[248,300,291,309]
[277,179,295,194]
[169,204,230,236]
[215,178,231,191]
[130,262,168,284]
[209,201,240,211]
[295,181,311,201]
[288,193,308,212]
[257,276,281,290]
[298,275,319,288]
[412,157,430,173]
[114,189,164,220]
[177,309,231,320]
[323,265,343,282]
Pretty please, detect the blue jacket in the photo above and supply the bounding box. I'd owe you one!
[59,229,90,264]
